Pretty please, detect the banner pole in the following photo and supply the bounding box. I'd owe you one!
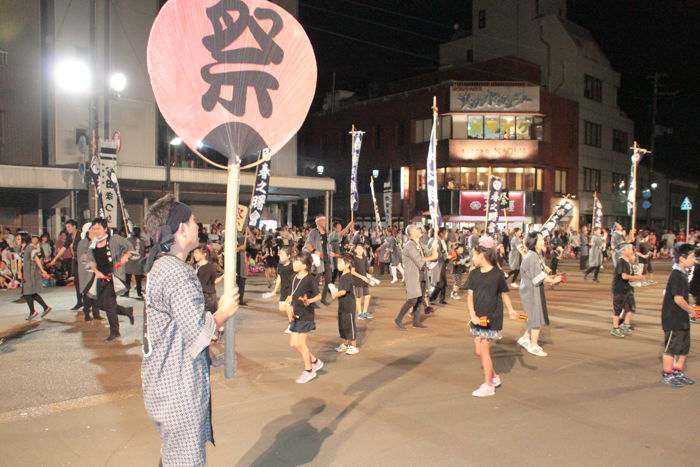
[631,155,638,232]
[224,162,240,379]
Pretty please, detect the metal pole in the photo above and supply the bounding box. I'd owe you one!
[224,163,240,379]
[646,72,658,226]
[687,209,691,239]
[103,0,110,136]
[631,157,638,232]
[89,0,99,217]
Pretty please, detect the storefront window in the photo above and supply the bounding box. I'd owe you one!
[522,168,536,191]
[536,168,543,191]
[440,115,452,140]
[500,116,515,139]
[445,167,460,189]
[516,116,532,140]
[467,116,484,139]
[436,167,445,189]
[452,115,468,139]
[506,170,522,190]
[461,167,476,189]
[476,168,490,188]
[533,117,544,141]
[484,116,499,139]
[417,169,426,191]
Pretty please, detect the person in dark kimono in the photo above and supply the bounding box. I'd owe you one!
[19,233,52,320]
[517,232,562,357]
[585,228,605,282]
[48,219,80,309]
[141,195,238,467]
[76,223,99,321]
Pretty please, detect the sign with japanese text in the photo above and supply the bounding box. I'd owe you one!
[99,141,118,228]
[450,85,540,112]
[147,0,317,162]
[382,169,393,226]
[459,191,525,217]
[248,159,271,227]
[540,198,575,237]
[484,176,503,237]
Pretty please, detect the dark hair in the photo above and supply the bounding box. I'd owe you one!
[525,232,540,251]
[144,194,178,238]
[18,232,30,245]
[294,250,314,270]
[475,244,498,266]
[338,252,354,269]
[513,227,521,234]
[91,218,108,229]
[65,219,78,228]
[674,243,695,263]
[438,227,446,237]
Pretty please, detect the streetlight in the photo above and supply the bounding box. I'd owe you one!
[316,165,325,175]
[372,169,379,178]
[55,59,92,94]
[651,182,658,189]
[109,72,127,93]
[170,137,183,146]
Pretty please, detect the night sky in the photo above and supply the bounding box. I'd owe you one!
[298,0,700,179]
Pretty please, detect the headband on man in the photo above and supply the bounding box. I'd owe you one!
[144,202,192,273]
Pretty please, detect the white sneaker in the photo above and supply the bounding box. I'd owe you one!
[517,336,531,350]
[492,374,502,388]
[527,345,548,357]
[284,325,292,334]
[295,370,317,384]
[471,383,495,397]
[311,358,324,372]
[345,345,359,355]
[335,343,348,352]
[391,278,398,284]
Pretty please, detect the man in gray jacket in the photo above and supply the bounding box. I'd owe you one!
[394,225,438,330]
[304,214,333,305]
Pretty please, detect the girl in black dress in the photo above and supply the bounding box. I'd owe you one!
[330,253,359,355]
[262,236,279,288]
[192,245,221,314]
[287,251,323,384]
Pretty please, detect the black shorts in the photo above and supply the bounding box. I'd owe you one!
[354,285,369,298]
[338,311,356,340]
[203,292,217,313]
[290,319,316,333]
[613,293,636,315]
[663,329,690,356]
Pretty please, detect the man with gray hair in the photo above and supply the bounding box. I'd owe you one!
[304,214,333,304]
[394,224,438,330]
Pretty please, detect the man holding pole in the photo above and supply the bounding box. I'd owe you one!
[141,194,238,466]
[305,214,333,305]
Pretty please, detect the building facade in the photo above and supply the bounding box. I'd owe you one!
[0,0,333,236]
[301,57,579,230]
[439,0,637,227]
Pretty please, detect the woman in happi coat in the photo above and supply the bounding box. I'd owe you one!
[585,227,605,282]
[517,232,561,357]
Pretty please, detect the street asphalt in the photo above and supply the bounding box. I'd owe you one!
[0,259,698,466]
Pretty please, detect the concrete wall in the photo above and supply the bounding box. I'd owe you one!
[0,0,44,166]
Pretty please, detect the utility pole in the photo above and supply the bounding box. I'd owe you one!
[103,0,111,136]
[645,72,659,227]
[88,0,99,216]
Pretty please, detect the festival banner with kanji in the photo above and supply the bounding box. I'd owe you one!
[592,192,603,230]
[370,176,382,227]
[88,153,105,219]
[99,141,118,228]
[541,198,575,237]
[383,168,392,226]
[248,158,271,227]
[350,129,364,213]
[484,176,503,237]
[627,151,642,216]
[426,106,441,228]
[107,167,134,234]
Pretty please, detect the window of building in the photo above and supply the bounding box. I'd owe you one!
[584,74,602,102]
[515,116,531,140]
[373,125,381,149]
[436,167,445,188]
[467,115,484,139]
[440,115,452,140]
[536,168,544,191]
[445,167,460,189]
[500,116,515,139]
[452,115,468,139]
[412,118,432,143]
[484,115,499,139]
[554,169,567,194]
[612,129,628,153]
[584,120,602,147]
[611,172,627,193]
[0,110,5,154]
[321,133,329,153]
[478,9,486,29]
[583,167,601,192]
[396,121,406,146]
[467,49,474,62]
[417,169,426,191]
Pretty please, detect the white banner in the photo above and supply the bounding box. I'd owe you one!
[99,140,118,228]
[370,176,382,227]
[383,169,392,226]
[426,113,441,228]
[541,199,575,237]
[592,193,603,230]
[350,130,364,213]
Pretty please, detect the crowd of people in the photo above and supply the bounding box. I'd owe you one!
[2,205,700,465]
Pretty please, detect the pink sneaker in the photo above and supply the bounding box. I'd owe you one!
[295,370,317,384]
[492,374,502,388]
[471,383,495,397]
[311,358,324,372]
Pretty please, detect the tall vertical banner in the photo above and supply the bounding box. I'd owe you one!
[484,176,503,237]
[370,176,382,227]
[383,168,393,226]
[248,156,271,227]
[349,128,364,215]
[627,143,647,230]
[88,153,105,219]
[426,99,441,228]
[107,168,134,234]
[592,192,603,230]
[99,141,118,228]
[541,198,575,237]
[303,198,309,226]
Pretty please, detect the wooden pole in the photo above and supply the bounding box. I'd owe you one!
[350,124,356,225]
[631,154,638,232]
[431,97,438,240]
[224,162,240,379]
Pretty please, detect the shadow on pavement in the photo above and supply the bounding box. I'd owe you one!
[237,348,435,466]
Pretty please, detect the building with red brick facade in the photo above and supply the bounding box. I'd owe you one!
[300,57,579,229]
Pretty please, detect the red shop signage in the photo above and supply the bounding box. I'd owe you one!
[459,191,525,217]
